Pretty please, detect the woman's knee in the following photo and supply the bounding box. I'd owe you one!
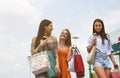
[94,66,107,78]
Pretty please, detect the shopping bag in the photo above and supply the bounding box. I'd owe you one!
[68,48,76,72]
[110,72,120,78]
[28,51,50,75]
[87,46,96,64]
[110,69,120,78]
[74,47,85,77]
[47,51,57,78]
[68,54,75,72]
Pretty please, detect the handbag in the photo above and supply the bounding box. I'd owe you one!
[74,47,85,77]
[110,69,120,78]
[87,46,96,64]
[27,50,50,75]
[110,72,120,78]
[68,51,75,72]
[47,51,57,78]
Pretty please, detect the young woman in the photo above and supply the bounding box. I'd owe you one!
[31,19,60,78]
[87,18,118,78]
[56,29,73,78]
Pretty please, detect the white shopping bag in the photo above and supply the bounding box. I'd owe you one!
[28,51,50,75]
[68,49,75,72]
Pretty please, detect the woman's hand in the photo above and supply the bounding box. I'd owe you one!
[39,38,48,47]
[67,54,72,62]
[92,35,97,45]
[31,49,37,55]
[35,37,48,52]
[54,65,60,75]
[113,63,118,69]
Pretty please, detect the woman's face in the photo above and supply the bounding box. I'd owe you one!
[45,23,53,34]
[94,21,102,33]
[60,30,68,41]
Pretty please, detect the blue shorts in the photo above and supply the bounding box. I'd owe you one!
[93,51,111,69]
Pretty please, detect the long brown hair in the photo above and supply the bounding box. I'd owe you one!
[93,18,108,44]
[35,19,52,48]
[60,29,71,47]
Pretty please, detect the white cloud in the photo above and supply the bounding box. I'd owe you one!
[29,0,53,10]
[0,0,42,15]
[104,10,120,32]
[0,52,24,75]
[83,10,120,33]
[0,53,15,61]
[0,63,23,74]
[0,0,41,34]
[0,0,41,78]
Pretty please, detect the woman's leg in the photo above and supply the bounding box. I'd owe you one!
[104,68,111,78]
[94,66,107,78]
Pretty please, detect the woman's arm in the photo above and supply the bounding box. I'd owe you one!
[87,34,97,53]
[109,53,118,69]
[109,53,116,64]
[31,37,45,55]
[87,42,95,53]
[54,37,59,68]
[31,37,37,54]
[54,50,60,74]
[67,46,73,62]
[53,37,60,73]
[87,36,96,53]
[55,50,59,68]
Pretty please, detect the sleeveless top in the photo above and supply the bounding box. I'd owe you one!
[31,41,57,58]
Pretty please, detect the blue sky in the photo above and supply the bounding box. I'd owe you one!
[0,0,120,78]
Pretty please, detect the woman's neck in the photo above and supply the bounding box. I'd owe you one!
[59,40,66,46]
[44,32,50,37]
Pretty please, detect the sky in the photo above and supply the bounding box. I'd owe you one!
[0,0,120,78]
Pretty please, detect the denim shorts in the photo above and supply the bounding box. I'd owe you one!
[93,50,111,69]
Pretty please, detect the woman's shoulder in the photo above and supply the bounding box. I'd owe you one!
[105,33,111,39]
[50,36,57,42]
[31,37,37,43]
[69,46,72,49]
[51,36,57,39]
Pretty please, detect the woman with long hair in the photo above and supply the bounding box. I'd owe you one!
[87,18,118,78]
[31,19,60,78]
[56,29,72,78]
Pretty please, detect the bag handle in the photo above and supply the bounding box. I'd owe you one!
[74,47,81,55]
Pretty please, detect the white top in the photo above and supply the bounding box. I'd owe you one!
[87,34,113,55]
